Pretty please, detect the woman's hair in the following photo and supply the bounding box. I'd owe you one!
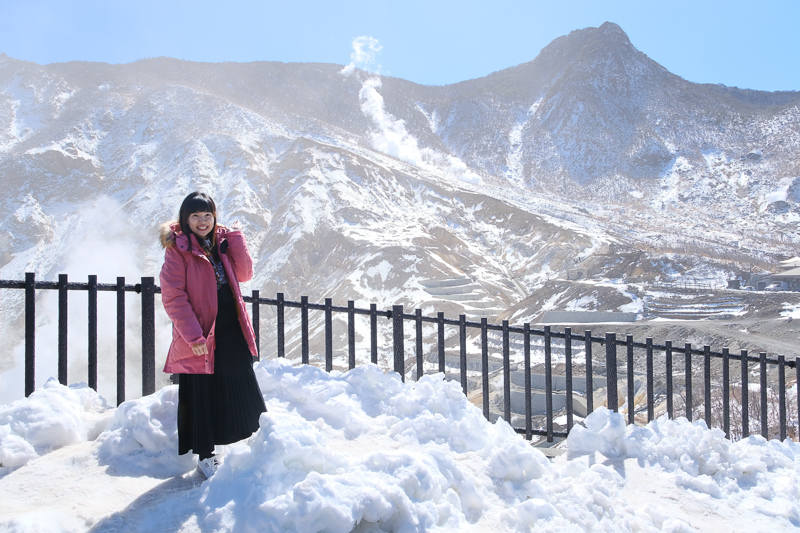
[178,192,217,251]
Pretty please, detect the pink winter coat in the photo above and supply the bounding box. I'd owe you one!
[159,222,258,374]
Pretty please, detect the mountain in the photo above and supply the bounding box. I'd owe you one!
[1,22,799,371]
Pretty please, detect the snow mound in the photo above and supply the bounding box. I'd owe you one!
[0,379,112,477]
[569,407,800,524]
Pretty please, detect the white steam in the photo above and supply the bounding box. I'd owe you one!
[1,196,172,405]
[340,36,383,76]
[341,37,481,185]
[358,77,481,184]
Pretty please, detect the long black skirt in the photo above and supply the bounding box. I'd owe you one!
[177,283,266,456]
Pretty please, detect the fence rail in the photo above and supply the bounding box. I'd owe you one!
[1,273,798,444]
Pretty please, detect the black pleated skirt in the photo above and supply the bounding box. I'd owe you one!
[177,283,266,456]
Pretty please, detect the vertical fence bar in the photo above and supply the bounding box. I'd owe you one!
[369,303,377,365]
[301,296,309,365]
[626,334,634,425]
[348,301,356,370]
[742,350,749,438]
[276,293,285,358]
[797,357,800,441]
[88,275,98,390]
[606,333,618,412]
[565,327,574,431]
[524,323,532,440]
[392,305,404,380]
[646,338,654,421]
[585,330,593,414]
[684,343,692,421]
[58,274,68,385]
[722,348,730,439]
[666,340,673,419]
[24,273,36,397]
[481,318,489,420]
[251,290,260,360]
[760,352,768,438]
[141,277,155,396]
[325,298,333,372]
[545,326,554,442]
[415,309,423,380]
[116,277,126,406]
[704,345,712,426]
[437,312,445,374]
[502,320,511,423]
[459,315,467,395]
[778,355,786,441]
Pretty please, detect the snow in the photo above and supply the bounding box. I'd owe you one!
[1,360,798,532]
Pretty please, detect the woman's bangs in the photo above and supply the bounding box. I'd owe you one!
[185,196,215,215]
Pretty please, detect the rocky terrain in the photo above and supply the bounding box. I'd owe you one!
[1,22,799,401]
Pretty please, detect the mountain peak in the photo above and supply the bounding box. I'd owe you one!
[597,21,629,40]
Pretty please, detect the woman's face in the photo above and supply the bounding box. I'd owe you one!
[188,211,215,238]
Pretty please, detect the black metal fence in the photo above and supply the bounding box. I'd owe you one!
[1,273,797,444]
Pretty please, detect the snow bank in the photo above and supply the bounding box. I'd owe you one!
[0,379,112,477]
[2,362,799,531]
[96,385,196,476]
[568,407,800,524]
[198,361,552,532]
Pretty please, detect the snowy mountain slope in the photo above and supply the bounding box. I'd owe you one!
[1,23,800,373]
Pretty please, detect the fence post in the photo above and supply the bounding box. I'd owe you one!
[796,357,800,440]
[369,303,377,365]
[545,326,554,442]
[277,293,285,358]
[58,274,68,385]
[760,352,768,438]
[301,296,309,365]
[415,308,423,380]
[116,277,126,406]
[503,320,511,423]
[585,330,593,414]
[88,275,98,390]
[646,338,654,422]
[722,348,730,439]
[565,327,573,431]
[251,290,260,360]
[524,323,532,440]
[325,298,333,372]
[141,277,155,396]
[741,350,749,438]
[666,340,673,418]
[778,355,786,441]
[684,343,692,421]
[25,272,35,397]
[626,334,634,425]
[392,305,404,380]
[459,315,467,395]
[704,345,712,425]
[349,301,356,370]
[437,312,445,373]
[606,332,618,412]
[481,318,489,420]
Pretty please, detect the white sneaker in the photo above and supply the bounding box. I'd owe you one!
[197,456,219,479]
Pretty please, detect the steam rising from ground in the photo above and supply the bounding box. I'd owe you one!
[342,37,481,185]
[0,196,172,405]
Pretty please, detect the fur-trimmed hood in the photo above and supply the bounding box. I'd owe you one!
[159,221,181,249]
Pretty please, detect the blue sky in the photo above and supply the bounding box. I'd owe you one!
[1,0,798,92]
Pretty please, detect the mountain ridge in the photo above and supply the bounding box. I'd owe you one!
[1,24,799,368]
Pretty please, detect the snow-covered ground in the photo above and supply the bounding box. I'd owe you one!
[1,359,799,532]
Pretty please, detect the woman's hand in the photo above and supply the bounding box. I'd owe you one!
[191,342,209,356]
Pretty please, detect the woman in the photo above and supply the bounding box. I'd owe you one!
[159,191,266,479]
